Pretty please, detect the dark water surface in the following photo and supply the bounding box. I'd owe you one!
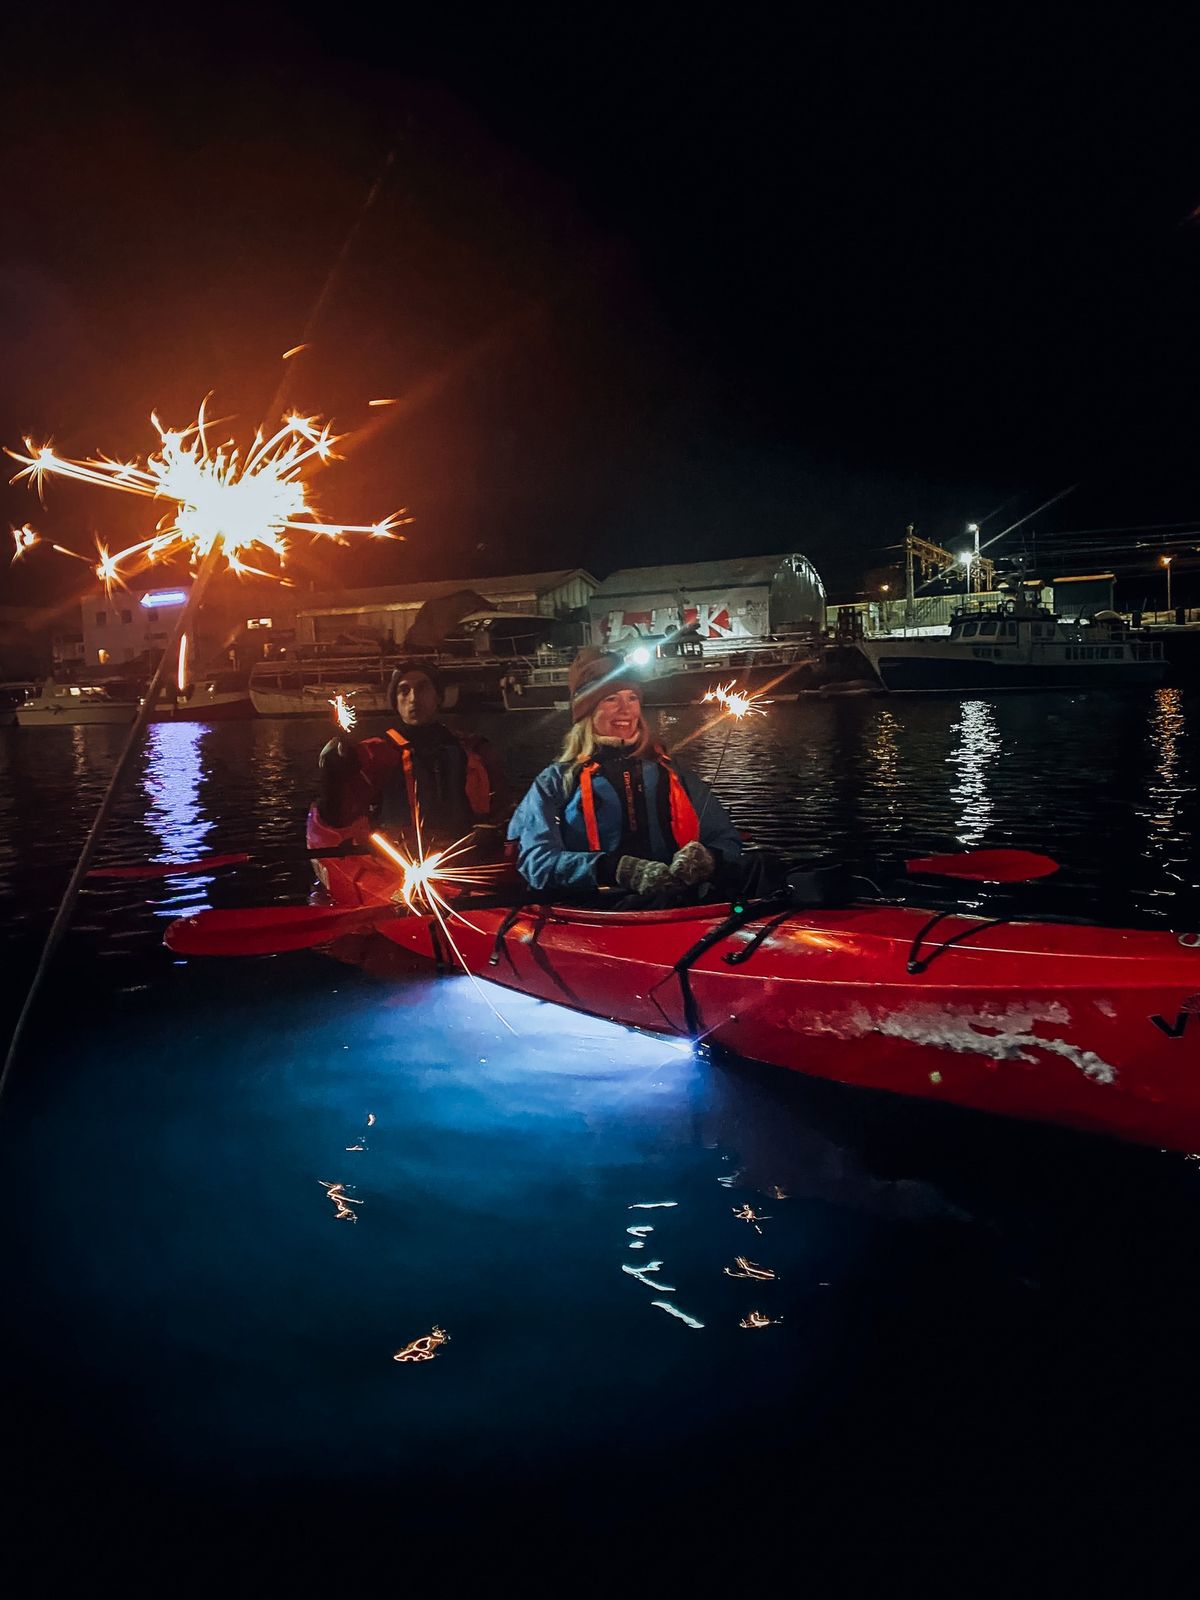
[3,693,1200,1583]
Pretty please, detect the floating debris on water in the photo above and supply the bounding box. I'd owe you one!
[771,1186,789,1200]
[717,1174,737,1188]
[393,1325,450,1362]
[367,1113,376,1126]
[723,1257,777,1281]
[739,1310,783,1330]
[628,1201,678,1210]
[651,1301,705,1329]
[627,1225,654,1238]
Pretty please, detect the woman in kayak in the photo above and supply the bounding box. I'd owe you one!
[508,647,753,901]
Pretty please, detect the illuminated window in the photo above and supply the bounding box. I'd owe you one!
[97,648,110,665]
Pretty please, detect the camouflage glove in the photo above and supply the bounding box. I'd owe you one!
[669,841,715,885]
[614,856,674,895]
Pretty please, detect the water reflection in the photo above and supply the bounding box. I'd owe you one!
[144,722,211,864]
[1139,686,1193,900]
[867,708,903,844]
[142,722,215,914]
[946,700,999,846]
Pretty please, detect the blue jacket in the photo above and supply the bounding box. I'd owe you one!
[508,757,743,891]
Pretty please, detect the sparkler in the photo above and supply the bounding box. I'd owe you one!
[10,523,94,567]
[10,524,38,560]
[329,693,357,733]
[368,829,515,1033]
[696,680,768,829]
[7,398,410,592]
[700,681,768,720]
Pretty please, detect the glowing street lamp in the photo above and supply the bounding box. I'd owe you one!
[1161,554,1174,612]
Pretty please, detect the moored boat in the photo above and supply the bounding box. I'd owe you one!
[857,598,1164,692]
[16,677,139,726]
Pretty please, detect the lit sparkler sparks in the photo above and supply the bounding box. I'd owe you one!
[701,681,768,719]
[329,693,357,733]
[9,524,91,567]
[10,524,38,561]
[369,830,504,919]
[6,399,411,592]
[368,829,515,1033]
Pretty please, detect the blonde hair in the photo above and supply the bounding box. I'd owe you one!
[558,708,658,788]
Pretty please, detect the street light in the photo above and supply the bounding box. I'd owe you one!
[1161,554,1173,613]
[958,551,972,595]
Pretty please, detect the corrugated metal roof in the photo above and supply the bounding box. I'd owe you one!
[591,554,806,598]
[300,568,597,614]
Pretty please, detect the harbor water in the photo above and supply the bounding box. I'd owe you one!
[3,691,1199,1581]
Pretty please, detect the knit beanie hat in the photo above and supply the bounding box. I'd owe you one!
[567,647,642,723]
[387,659,444,711]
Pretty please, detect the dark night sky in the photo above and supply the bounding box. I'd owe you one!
[3,6,1200,609]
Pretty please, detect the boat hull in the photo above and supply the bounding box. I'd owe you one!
[17,702,138,726]
[321,862,1200,1151]
[866,654,1164,692]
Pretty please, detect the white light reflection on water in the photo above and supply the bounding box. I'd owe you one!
[946,699,1000,847]
[1139,686,1193,899]
[142,721,214,914]
[867,707,903,842]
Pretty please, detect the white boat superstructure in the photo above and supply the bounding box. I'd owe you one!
[857,600,1164,692]
[16,679,139,726]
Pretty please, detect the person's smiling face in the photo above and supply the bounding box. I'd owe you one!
[592,687,643,742]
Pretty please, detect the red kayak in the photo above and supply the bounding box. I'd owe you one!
[300,852,1200,1153]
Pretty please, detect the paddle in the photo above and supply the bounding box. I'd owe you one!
[165,902,397,956]
[164,891,535,958]
[88,845,374,880]
[164,847,1064,958]
[904,848,1059,883]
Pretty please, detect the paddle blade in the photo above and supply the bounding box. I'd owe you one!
[90,853,251,880]
[905,849,1060,883]
[164,903,390,957]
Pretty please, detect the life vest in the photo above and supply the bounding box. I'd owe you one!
[380,726,492,840]
[577,748,701,854]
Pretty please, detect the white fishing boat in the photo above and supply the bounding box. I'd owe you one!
[857,599,1164,692]
[15,678,139,726]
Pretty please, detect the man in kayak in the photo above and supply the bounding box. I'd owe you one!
[309,659,512,861]
[507,647,767,903]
